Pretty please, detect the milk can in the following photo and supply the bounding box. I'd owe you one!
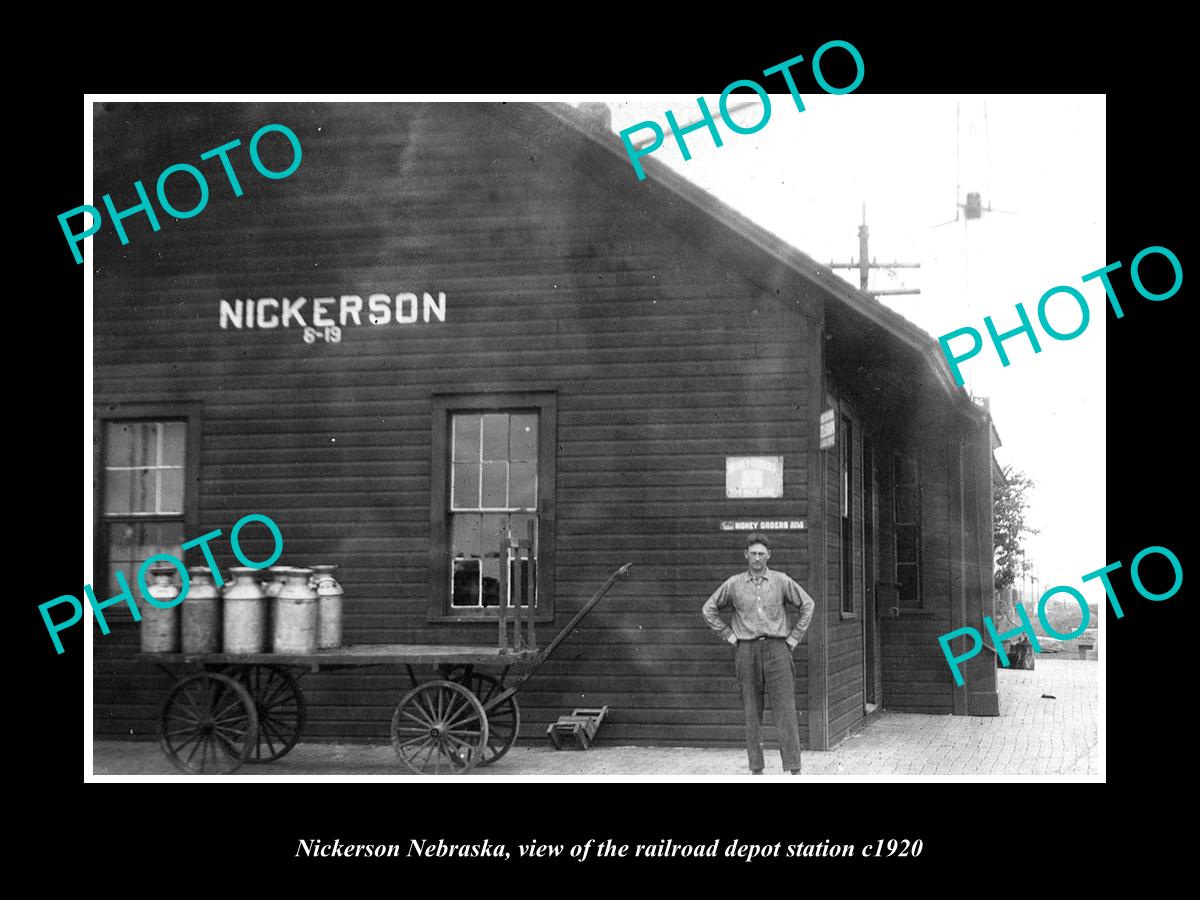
[140,564,180,653]
[311,564,344,650]
[223,566,267,653]
[273,567,318,654]
[261,565,289,646]
[263,566,288,598]
[182,566,221,654]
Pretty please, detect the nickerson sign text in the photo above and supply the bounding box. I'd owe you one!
[218,291,447,343]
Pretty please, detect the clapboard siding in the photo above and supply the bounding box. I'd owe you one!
[920,437,951,610]
[838,402,867,747]
[864,430,884,708]
[874,420,960,712]
[92,102,818,748]
[880,606,955,714]
[821,393,868,748]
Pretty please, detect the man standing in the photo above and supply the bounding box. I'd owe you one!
[702,533,815,775]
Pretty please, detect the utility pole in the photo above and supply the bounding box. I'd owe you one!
[829,203,921,297]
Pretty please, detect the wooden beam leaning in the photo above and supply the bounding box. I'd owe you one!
[514,530,527,652]
[498,529,510,651]
[527,517,538,650]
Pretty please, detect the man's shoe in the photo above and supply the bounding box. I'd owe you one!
[789,768,801,775]
[751,769,764,775]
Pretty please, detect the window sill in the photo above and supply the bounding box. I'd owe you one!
[428,611,556,625]
[839,611,858,620]
[90,607,142,624]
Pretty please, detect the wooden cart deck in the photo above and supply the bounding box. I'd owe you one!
[141,643,539,669]
[141,562,632,775]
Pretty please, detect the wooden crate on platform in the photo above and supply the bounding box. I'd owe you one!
[547,706,609,750]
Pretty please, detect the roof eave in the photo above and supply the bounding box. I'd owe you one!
[535,102,988,420]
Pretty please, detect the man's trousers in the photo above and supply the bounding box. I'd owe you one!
[734,636,803,771]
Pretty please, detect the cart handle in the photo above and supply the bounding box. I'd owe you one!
[535,561,632,665]
[497,561,633,698]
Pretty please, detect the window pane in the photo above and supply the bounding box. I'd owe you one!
[481,461,507,508]
[453,415,480,462]
[138,521,184,567]
[842,418,853,518]
[510,414,537,461]
[108,521,138,593]
[135,422,156,468]
[108,520,184,596]
[481,414,508,460]
[105,422,135,467]
[481,513,509,559]
[452,462,480,509]
[895,454,917,486]
[108,421,155,468]
[509,513,537,549]
[452,559,480,607]
[898,564,920,607]
[895,486,918,524]
[450,513,482,559]
[106,467,157,514]
[510,558,535,608]
[481,556,500,608]
[510,462,537,509]
[132,468,155,513]
[896,526,917,563]
[160,468,185,513]
[104,470,133,514]
[842,516,853,607]
[162,422,186,466]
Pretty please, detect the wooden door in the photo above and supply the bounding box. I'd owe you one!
[862,437,880,710]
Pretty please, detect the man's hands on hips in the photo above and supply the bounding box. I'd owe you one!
[726,634,800,650]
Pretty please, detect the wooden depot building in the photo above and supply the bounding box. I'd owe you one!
[92,101,1000,754]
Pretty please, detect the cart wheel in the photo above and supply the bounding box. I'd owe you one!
[229,665,306,763]
[391,680,489,775]
[457,673,520,766]
[160,672,259,775]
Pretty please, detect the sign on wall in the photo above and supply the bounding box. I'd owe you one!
[217,291,447,343]
[720,519,806,531]
[725,456,784,498]
[819,408,836,449]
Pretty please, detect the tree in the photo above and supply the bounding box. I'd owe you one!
[994,464,1038,592]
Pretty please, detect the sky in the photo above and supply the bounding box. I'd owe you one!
[574,94,1107,600]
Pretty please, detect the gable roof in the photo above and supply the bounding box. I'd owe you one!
[532,102,991,427]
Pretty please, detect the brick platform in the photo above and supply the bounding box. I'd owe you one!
[91,659,1099,779]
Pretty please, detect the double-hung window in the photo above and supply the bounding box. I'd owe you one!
[841,414,854,615]
[95,404,200,604]
[430,393,555,621]
[893,450,923,608]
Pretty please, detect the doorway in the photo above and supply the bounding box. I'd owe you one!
[863,436,880,711]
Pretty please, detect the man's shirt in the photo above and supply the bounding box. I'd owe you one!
[701,567,816,644]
